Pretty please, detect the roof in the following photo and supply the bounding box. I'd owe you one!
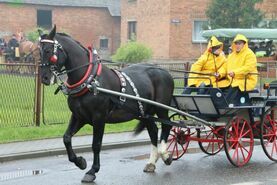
[202,28,277,40]
[0,0,120,16]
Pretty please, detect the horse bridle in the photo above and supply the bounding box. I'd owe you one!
[39,37,102,97]
[39,38,67,67]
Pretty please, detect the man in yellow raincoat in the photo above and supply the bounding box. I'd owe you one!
[218,34,258,106]
[183,36,229,94]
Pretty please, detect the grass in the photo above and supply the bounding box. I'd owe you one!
[0,71,139,143]
[0,120,138,144]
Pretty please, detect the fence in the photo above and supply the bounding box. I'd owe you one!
[0,60,276,128]
[0,63,37,127]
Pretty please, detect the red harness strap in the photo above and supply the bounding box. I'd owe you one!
[65,49,93,89]
[63,48,102,97]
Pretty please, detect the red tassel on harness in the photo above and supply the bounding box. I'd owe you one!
[50,55,58,63]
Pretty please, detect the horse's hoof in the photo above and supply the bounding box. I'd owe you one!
[76,156,87,170]
[163,154,173,166]
[143,163,156,173]
[81,173,96,183]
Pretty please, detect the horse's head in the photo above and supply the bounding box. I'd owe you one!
[39,25,67,85]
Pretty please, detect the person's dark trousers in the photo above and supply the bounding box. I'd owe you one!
[226,86,250,106]
[198,83,211,94]
[226,87,241,105]
[182,85,195,94]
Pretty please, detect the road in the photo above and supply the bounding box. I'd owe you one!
[0,144,277,185]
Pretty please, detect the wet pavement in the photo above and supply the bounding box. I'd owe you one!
[0,144,277,185]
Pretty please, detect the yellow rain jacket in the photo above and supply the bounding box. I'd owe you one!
[219,34,258,91]
[188,36,229,88]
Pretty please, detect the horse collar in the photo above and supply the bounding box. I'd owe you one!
[58,48,102,97]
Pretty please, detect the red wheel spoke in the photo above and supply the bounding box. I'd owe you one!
[239,143,250,154]
[228,142,237,152]
[167,138,175,148]
[271,139,276,157]
[231,144,238,163]
[241,129,251,138]
[239,121,246,138]
[238,144,246,161]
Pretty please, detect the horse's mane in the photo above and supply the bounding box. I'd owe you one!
[56,33,89,53]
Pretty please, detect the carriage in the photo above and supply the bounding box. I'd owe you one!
[39,26,277,183]
[166,77,277,167]
[97,75,277,167]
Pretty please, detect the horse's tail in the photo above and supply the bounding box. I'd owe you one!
[133,121,146,135]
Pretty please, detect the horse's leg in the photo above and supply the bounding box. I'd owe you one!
[63,115,87,170]
[143,119,159,173]
[157,110,173,165]
[82,122,105,183]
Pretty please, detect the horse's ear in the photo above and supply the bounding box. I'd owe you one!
[48,24,56,39]
[38,29,43,36]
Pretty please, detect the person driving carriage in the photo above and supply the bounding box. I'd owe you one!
[218,34,258,106]
[183,36,229,94]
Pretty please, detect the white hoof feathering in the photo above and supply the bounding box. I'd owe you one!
[160,140,169,161]
[148,145,159,164]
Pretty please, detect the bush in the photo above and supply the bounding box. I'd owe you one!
[112,41,152,63]
[26,27,47,42]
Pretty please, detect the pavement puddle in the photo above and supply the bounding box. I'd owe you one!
[0,169,43,181]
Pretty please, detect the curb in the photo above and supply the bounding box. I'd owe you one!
[0,139,151,163]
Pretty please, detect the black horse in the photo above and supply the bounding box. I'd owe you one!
[39,25,174,183]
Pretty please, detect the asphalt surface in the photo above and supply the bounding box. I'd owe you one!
[0,131,151,162]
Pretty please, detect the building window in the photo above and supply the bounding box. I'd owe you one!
[128,21,137,41]
[192,20,209,43]
[37,10,52,29]
[100,38,109,49]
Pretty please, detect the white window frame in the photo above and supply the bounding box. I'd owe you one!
[192,20,209,43]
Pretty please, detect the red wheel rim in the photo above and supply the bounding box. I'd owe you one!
[198,126,224,155]
[167,126,190,160]
[224,117,254,167]
[261,107,277,161]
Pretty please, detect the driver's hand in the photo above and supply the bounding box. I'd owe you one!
[228,71,235,78]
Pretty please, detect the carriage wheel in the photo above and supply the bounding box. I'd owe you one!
[167,114,190,160]
[197,126,224,155]
[224,116,254,167]
[260,106,277,162]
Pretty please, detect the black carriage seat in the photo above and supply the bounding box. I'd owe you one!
[171,87,261,119]
[172,88,232,118]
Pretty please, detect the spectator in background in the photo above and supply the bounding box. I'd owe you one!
[7,34,19,61]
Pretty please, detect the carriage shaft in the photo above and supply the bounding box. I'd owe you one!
[96,87,211,127]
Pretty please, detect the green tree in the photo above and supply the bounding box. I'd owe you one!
[206,0,264,28]
[112,41,152,63]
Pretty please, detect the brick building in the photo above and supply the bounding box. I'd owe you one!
[121,0,277,60]
[0,0,120,58]
[1,0,277,60]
